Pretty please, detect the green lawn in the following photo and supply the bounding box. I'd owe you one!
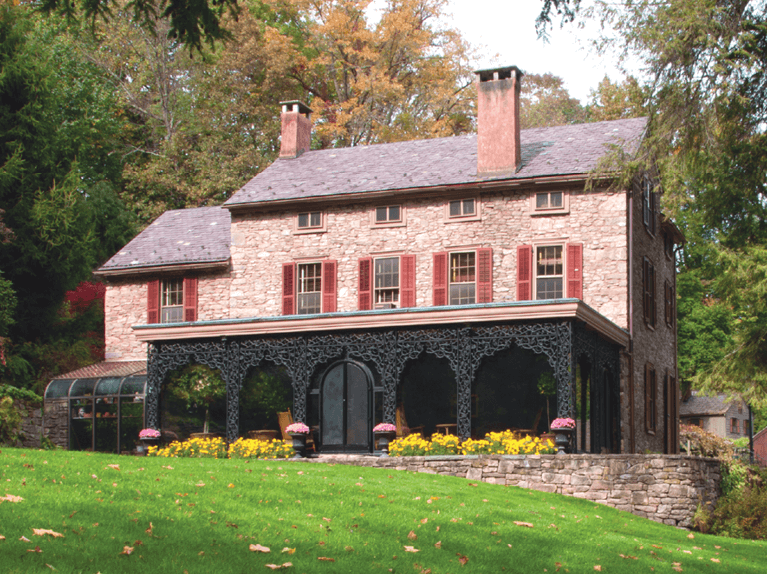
[1,448,765,573]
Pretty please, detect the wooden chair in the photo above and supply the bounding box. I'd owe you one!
[514,407,544,438]
[278,409,315,452]
[395,403,424,438]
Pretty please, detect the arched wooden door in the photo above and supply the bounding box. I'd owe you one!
[320,360,373,452]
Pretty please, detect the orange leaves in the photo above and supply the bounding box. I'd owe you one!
[106,464,120,471]
[120,545,134,555]
[403,546,419,553]
[456,552,469,565]
[32,529,64,538]
[317,557,335,562]
[281,547,296,554]
[434,541,442,549]
[594,566,602,571]
[513,521,534,528]
[265,563,293,569]
[407,531,417,540]
[0,494,23,502]
[250,544,270,553]
[145,522,154,536]
[619,554,638,560]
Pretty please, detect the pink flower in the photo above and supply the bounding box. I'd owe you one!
[550,418,576,430]
[139,428,161,439]
[373,423,397,432]
[286,422,310,434]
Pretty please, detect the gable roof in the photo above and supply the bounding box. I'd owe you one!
[680,393,737,417]
[225,117,648,208]
[96,206,231,275]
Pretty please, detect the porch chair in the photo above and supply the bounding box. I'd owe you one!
[277,409,315,452]
[395,403,424,438]
[513,407,544,438]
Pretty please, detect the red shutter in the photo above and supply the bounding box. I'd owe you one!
[282,263,296,315]
[517,245,532,301]
[400,254,416,307]
[322,260,337,313]
[477,248,493,303]
[358,257,372,310]
[183,277,198,322]
[566,243,583,300]
[433,252,448,306]
[147,279,160,324]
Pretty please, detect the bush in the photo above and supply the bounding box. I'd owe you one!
[0,395,22,445]
[147,436,295,459]
[0,384,42,404]
[679,424,735,459]
[388,430,556,457]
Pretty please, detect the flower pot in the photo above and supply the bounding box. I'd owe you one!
[138,437,159,456]
[288,432,308,458]
[552,427,573,455]
[374,431,397,456]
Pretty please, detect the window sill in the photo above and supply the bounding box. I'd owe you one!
[531,208,569,216]
[293,228,327,236]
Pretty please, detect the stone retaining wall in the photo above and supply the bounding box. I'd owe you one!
[307,454,721,528]
[11,399,43,448]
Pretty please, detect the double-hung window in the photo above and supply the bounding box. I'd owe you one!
[161,279,184,323]
[147,277,198,324]
[645,362,657,434]
[297,263,322,314]
[643,257,656,329]
[642,177,657,235]
[449,252,476,305]
[532,191,568,214]
[535,246,564,299]
[731,418,740,434]
[374,257,399,307]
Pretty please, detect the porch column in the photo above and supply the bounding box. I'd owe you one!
[225,339,241,443]
[146,343,162,430]
[557,321,575,420]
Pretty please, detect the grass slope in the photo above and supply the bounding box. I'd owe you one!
[1,448,765,573]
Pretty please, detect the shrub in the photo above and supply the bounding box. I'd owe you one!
[228,438,294,459]
[147,436,295,459]
[0,395,22,445]
[388,430,556,457]
[679,424,734,460]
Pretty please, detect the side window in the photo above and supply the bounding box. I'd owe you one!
[532,191,568,214]
[645,362,657,434]
[374,257,400,308]
[731,418,739,434]
[161,279,184,323]
[449,252,476,305]
[296,263,322,314]
[535,245,564,299]
[643,257,656,329]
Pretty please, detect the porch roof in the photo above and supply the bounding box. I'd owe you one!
[132,299,629,347]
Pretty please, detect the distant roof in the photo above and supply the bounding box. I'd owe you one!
[97,206,230,274]
[680,393,738,417]
[52,361,147,380]
[225,117,648,207]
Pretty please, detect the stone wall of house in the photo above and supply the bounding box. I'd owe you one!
[630,180,679,455]
[309,454,720,528]
[229,186,629,326]
[43,399,68,449]
[11,399,43,448]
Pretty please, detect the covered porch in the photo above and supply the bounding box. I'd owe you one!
[136,300,627,453]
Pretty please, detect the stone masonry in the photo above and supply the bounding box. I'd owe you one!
[305,454,721,528]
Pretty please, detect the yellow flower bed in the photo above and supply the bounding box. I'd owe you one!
[147,436,294,459]
[388,430,556,457]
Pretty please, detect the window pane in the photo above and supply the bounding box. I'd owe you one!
[297,292,321,314]
[374,257,399,305]
[550,192,563,207]
[536,278,563,299]
[161,306,183,323]
[449,200,462,217]
[389,205,400,221]
[376,207,388,222]
[310,212,322,227]
[298,263,322,296]
[536,193,548,208]
[298,213,309,228]
[462,199,475,215]
[449,283,475,305]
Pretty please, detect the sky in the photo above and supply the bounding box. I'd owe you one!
[445,0,631,103]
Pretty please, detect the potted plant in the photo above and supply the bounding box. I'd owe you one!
[286,422,310,458]
[550,417,575,455]
[373,423,397,456]
[138,428,161,455]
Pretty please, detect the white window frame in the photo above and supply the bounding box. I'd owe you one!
[296,262,323,314]
[370,205,406,228]
[161,278,184,323]
[533,243,565,300]
[294,211,326,234]
[444,196,481,223]
[449,251,477,305]
[531,190,569,215]
[373,256,400,309]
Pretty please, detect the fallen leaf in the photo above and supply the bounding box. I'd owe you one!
[0,535,5,541]
[673,567,683,572]
[652,545,663,549]
[107,464,120,471]
[45,564,56,570]
[265,564,293,570]
[1,494,23,502]
[434,541,442,549]
[404,546,419,553]
[711,558,720,563]
[317,557,335,562]
[687,533,695,539]
[120,546,134,556]
[33,529,64,538]
[619,554,638,560]
[196,483,205,487]
[408,531,417,540]
[344,546,353,552]
[281,547,296,554]
[322,517,331,523]
[594,566,602,571]
[249,544,271,553]
[228,483,235,488]
[20,536,31,542]
[513,521,534,528]
[420,518,428,524]
[457,553,469,565]
[28,546,42,553]
[468,483,478,487]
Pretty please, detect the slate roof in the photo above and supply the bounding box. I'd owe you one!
[53,361,147,380]
[225,117,648,207]
[97,206,230,273]
[680,393,734,417]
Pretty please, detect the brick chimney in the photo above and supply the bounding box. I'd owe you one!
[279,100,312,159]
[475,66,523,175]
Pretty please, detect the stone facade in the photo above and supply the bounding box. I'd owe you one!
[307,454,720,528]
[42,398,68,448]
[12,398,44,448]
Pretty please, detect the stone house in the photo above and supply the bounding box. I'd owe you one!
[680,391,752,441]
[47,66,682,455]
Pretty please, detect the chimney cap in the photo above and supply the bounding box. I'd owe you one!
[474,66,524,83]
[280,100,313,115]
